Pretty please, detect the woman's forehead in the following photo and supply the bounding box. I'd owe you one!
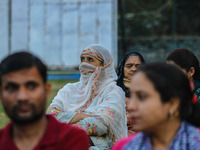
[125,56,141,64]
[81,48,104,63]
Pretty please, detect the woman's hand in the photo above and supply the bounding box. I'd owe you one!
[69,113,90,124]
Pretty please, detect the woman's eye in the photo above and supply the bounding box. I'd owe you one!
[88,57,93,62]
[135,64,141,69]
[125,64,133,68]
[80,57,84,62]
[138,93,146,100]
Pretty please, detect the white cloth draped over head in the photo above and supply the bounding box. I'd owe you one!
[51,44,127,139]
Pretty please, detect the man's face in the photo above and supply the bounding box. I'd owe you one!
[0,66,50,125]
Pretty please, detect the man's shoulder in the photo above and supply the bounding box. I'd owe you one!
[47,115,87,137]
[0,128,5,139]
[0,123,13,147]
[45,115,89,149]
[58,120,88,138]
[0,122,12,136]
[0,128,6,144]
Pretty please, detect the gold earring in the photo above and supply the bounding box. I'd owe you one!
[174,111,179,117]
[169,108,173,118]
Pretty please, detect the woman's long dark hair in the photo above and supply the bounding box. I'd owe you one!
[116,52,145,98]
[138,62,200,127]
[166,48,200,81]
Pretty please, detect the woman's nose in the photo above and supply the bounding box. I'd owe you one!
[127,97,137,112]
[130,65,137,71]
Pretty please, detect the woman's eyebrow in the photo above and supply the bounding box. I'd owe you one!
[125,63,141,66]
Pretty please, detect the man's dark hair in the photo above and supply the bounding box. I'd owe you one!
[0,51,47,85]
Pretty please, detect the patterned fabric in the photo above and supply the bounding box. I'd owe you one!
[47,44,127,150]
[123,122,200,150]
[81,48,104,63]
[194,80,200,102]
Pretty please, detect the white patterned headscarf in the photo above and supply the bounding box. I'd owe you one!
[65,44,119,111]
[79,44,118,97]
[54,44,127,139]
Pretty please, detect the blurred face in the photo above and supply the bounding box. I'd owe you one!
[124,56,142,80]
[80,54,103,67]
[128,72,171,133]
[0,66,50,125]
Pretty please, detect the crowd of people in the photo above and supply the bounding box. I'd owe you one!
[0,44,200,150]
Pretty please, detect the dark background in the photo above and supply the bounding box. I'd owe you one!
[118,0,200,63]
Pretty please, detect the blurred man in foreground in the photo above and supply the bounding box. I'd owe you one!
[0,51,89,150]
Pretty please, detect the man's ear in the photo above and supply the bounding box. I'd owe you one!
[45,82,51,99]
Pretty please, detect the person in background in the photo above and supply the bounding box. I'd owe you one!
[116,52,145,135]
[47,44,127,150]
[0,51,89,150]
[166,48,200,102]
[112,62,200,150]
[117,52,145,98]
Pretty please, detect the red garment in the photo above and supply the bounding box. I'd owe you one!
[0,115,89,150]
[190,82,198,104]
[112,134,137,150]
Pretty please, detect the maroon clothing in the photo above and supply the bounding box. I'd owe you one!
[0,115,89,150]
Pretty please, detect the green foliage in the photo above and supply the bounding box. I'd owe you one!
[0,105,10,128]
[119,0,200,37]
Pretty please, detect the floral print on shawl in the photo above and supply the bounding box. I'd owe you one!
[47,83,127,150]
[77,66,100,113]
[81,48,104,63]
[47,44,127,150]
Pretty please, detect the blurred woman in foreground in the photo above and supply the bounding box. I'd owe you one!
[113,62,200,150]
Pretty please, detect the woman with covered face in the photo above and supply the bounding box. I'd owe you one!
[113,62,200,150]
[47,44,127,150]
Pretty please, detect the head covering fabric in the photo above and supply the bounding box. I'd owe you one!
[81,48,104,63]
